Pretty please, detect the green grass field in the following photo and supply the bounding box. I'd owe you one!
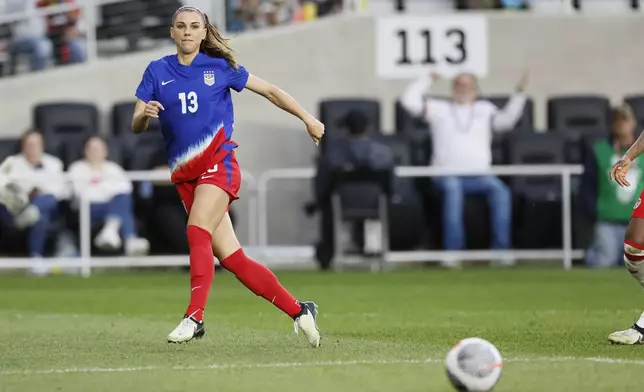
[1,267,644,392]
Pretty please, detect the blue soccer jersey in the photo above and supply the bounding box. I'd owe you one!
[135,53,249,183]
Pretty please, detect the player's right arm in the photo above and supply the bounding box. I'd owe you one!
[610,131,644,187]
[132,62,163,133]
[132,99,164,134]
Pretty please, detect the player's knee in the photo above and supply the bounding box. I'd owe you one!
[624,242,644,277]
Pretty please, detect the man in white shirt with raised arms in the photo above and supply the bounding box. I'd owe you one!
[400,71,528,266]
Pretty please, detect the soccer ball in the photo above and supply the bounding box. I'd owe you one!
[445,337,503,392]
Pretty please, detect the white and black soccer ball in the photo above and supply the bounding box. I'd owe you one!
[445,337,503,392]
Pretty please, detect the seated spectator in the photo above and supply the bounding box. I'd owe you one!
[0,130,66,271]
[38,0,86,66]
[311,110,394,270]
[582,104,643,268]
[67,136,149,255]
[400,71,528,266]
[6,0,53,72]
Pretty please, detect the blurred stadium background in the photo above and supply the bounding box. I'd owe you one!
[3,0,642,274]
[4,1,644,392]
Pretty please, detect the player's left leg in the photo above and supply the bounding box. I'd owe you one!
[212,213,321,347]
[608,216,644,344]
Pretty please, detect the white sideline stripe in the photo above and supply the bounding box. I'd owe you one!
[2,356,644,376]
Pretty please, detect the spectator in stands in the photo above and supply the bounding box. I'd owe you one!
[0,130,67,270]
[6,0,53,71]
[400,72,528,266]
[311,110,394,270]
[37,0,86,65]
[67,136,149,256]
[582,104,643,268]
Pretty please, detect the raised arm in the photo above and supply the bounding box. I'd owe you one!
[400,73,434,118]
[244,74,324,145]
[491,71,529,132]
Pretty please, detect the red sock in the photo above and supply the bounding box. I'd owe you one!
[185,225,214,322]
[221,249,302,318]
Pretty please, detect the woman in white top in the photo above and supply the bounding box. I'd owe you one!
[67,136,149,256]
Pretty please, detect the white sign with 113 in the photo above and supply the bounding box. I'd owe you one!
[376,16,489,79]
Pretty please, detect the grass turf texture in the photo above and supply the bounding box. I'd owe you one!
[1,268,644,391]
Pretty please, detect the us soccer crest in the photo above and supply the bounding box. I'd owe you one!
[204,71,215,86]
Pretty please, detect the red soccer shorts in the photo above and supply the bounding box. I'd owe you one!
[175,150,242,215]
[632,192,644,220]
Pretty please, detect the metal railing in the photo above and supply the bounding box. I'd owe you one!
[0,163,591,275]
[257,164,585,270]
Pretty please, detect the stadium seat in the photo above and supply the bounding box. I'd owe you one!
[547,95,611,132]
[508,132,566,249]
[126,131,166,171]
[330,169,392,267]
[394,99,428,133]
[34,102,99,135]
[0,138,20,162]
[482,95,535,132]
[624,95,644,137]
[112,101,162,136]
[33,103,100,167]
[373,134,425,250]
[96,0,146,51]
[318,99,381,147]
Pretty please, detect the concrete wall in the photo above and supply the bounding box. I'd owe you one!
[2,11,644,244]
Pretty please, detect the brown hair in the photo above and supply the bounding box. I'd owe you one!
[612,103,635,123]
[172,6,238,69]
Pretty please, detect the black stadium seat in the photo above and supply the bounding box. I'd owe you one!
[0,138,19,162]
[547,96,611,132]
[112,101,162,136]
[34,102,99,135]
[624,95,644,137]
[33,102,100,167]
[508,132,566,249]
[319,98,381,136]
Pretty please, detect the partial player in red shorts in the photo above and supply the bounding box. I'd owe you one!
[609,132,644,344]
[131,5,325,346]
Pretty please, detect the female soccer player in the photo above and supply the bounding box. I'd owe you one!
[609,125,644,344]
[131,5,324,346]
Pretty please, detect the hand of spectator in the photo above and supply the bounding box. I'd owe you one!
[144,101,165,119]
[516,69,529,92]
[610,156,632,187]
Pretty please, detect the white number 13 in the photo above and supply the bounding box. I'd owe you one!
[178,91,198,114]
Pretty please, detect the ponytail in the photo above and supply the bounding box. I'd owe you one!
[201,17,238,70]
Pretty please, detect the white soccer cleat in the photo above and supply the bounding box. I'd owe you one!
[167,316,206,344]
[125,237,150,256]
[293,301,321,348]
[94,226,122,250]
[608,328,644,345]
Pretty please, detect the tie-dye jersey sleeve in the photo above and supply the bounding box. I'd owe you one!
[135,63,156,103]
[227,64,250,93]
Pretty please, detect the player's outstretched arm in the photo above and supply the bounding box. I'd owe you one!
[244,74,324,145]
[610,130,644,187]
[132,99,164,134]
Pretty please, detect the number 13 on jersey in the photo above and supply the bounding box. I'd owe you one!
[375,16,488,80]
[179,91,199,114]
